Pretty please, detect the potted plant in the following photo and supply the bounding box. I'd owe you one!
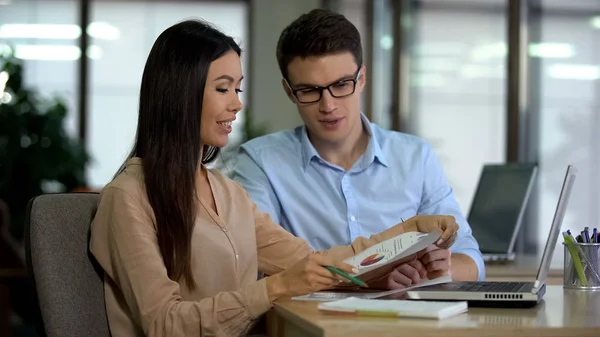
[0,47,90,242]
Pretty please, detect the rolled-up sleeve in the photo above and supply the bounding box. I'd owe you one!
[417,143,486,281]
[90,187,272,337]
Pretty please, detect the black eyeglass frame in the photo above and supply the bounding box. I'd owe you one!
[284,68,362,104]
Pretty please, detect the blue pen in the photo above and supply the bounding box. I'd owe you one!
[593,228,598,243]
[583,230,590,243]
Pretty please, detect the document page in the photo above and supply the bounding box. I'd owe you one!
[345,231,441,276]
[293,275,452,301]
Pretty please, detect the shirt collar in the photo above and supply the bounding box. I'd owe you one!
[359,113,388,169]
[299,112,388,171]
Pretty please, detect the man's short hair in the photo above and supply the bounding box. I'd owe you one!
[276,8,363,80]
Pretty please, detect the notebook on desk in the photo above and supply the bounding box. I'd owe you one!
[467,163,538,262]
[318,297,468,320]
[406,165,576,308]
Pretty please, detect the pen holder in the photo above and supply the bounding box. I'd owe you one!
[563,242,600,290]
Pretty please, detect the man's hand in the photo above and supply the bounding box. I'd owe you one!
[418,245,452,279]
[367,245,452,290]
[366,259,428,290]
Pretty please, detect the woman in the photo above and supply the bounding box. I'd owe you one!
[89,19,458,337]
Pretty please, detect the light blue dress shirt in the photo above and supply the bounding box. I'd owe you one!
[233,114,485,281]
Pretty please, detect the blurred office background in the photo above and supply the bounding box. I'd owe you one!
[0,0,599,335]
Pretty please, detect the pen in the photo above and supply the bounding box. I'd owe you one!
[584,227,591,242]
[566,229,576,241]
[325,266,368,288]
[593,228,598,243]
[583,230,590,243]
[562,232,588,286]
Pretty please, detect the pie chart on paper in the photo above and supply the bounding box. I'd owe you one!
[359,253,385,266]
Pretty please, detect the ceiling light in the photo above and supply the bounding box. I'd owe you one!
[0,44,102,61]
[548,64,600,80]
[0,22,120,40]
[529,43,574,58]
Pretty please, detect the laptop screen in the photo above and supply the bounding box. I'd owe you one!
[467,164,537,254]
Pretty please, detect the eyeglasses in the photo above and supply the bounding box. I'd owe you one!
[286,69,361,104]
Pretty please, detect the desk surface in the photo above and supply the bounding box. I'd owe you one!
[272,286,600,337]
[485,253,564,278]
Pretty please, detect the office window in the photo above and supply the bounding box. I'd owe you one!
[408,1,508,215]
[536,0,600,253]
[0,0,79,137]
[87,1,248,188]
[337,0,394,129]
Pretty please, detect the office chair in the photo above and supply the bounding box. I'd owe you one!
[25,193,110,337]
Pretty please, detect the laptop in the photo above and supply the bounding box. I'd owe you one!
[467,163,538,262]
[406,165,577,308]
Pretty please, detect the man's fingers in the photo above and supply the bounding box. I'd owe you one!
[390,270,413,287]
[420,249,448,265]
[425,260,449,273]
[408,260,428,278]
[427,269,447,280]
[396,265,421,285]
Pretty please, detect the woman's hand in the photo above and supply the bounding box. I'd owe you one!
[402,215,459,249]
[266,251,357,302]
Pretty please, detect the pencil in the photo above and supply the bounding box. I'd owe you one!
[325,266,368,288]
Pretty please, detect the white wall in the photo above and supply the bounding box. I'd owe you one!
[248,0,322,133]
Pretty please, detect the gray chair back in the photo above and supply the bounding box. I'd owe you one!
[25,193,110,337]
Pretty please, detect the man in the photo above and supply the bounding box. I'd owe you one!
[233,9,484,288]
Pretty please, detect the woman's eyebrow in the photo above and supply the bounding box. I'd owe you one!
[213,74,244,82]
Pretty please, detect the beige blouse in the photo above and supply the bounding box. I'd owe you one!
[89,158,406,337]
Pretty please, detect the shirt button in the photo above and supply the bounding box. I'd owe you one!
[222,227,228,232]
[235,254,239,260]
[350,216,356,221]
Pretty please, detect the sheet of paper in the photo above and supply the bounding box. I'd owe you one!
[344,231,441,276]
[292,275,452,301]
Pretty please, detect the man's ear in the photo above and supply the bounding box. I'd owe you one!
[357,65,367,92]
[281,79,297,103]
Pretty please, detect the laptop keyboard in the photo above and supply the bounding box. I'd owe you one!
[459,282,529,293]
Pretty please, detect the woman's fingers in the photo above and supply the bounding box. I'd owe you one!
[333,261,358,275]
[310,252,358,284]
[312,251,358,274]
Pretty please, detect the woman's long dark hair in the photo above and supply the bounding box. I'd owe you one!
[124,20,240,289]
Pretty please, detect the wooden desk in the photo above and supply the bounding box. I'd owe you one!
[268,286,600,337]
[485,254,564,285]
